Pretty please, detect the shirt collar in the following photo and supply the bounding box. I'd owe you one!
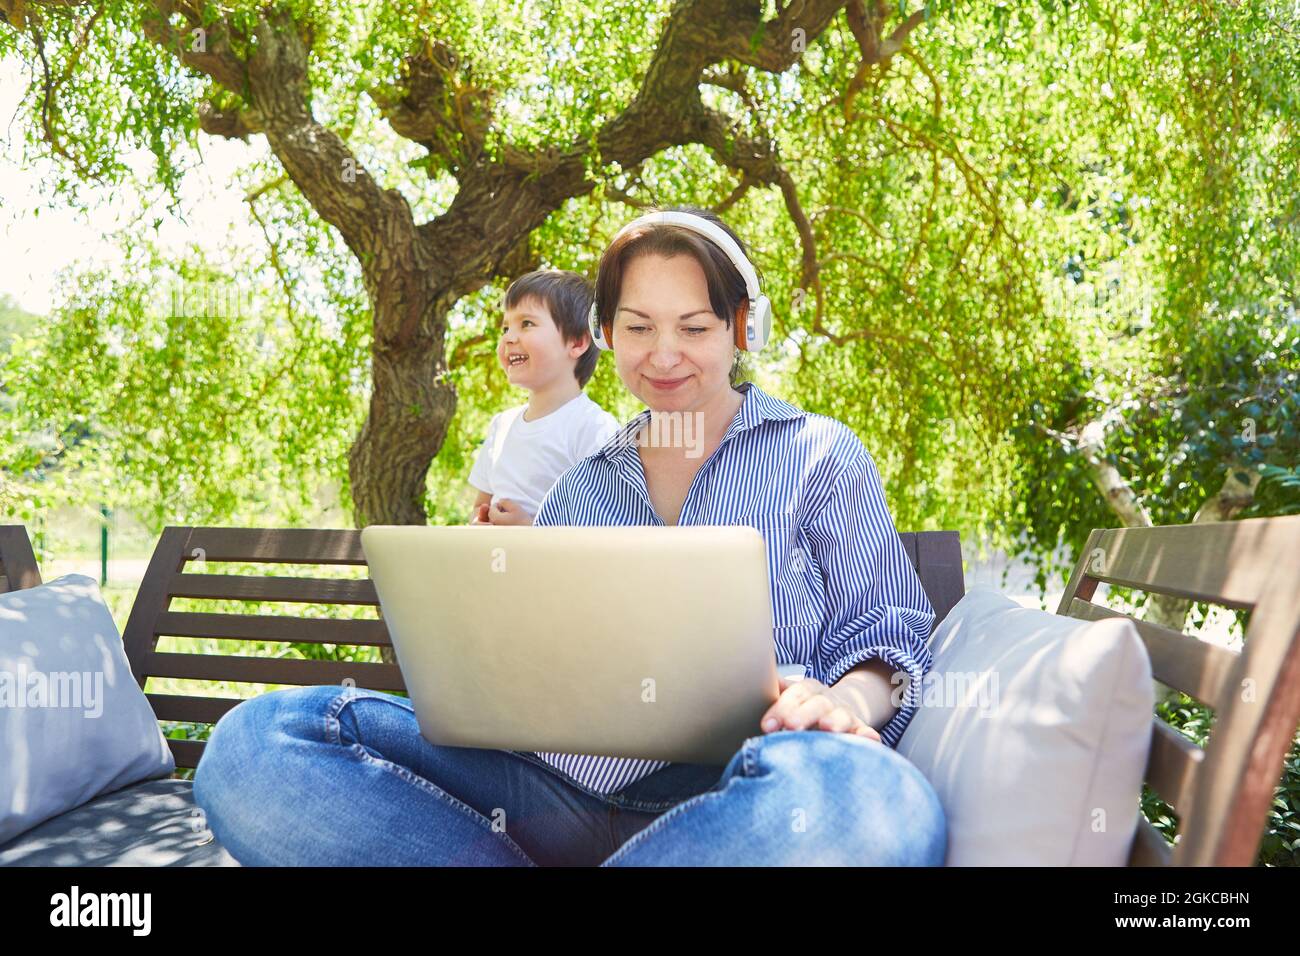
[596,381,805,461]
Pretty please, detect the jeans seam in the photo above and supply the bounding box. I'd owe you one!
[606,796,684,812]
[743,736,759,778]
[601,787,730,865]
[604,779,711,812]
[323,687,404,746]
[323,692,347,746]
[325,690,536,866]
[351,743,537,866]
[602,740,761,863]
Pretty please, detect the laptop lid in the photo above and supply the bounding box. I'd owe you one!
[360,525,781,765]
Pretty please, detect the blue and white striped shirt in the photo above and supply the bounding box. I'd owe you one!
[530,381,935,794]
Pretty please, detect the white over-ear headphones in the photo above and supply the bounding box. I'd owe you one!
[587,210,773,353]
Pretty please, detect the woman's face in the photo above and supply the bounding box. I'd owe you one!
[611,253,737,413]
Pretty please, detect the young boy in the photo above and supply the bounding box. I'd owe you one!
[467,270,619,525]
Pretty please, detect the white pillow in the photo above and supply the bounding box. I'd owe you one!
[0,573,175,845]
[895,586,1154,866]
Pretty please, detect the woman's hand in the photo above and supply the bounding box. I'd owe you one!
[760,675,882,742]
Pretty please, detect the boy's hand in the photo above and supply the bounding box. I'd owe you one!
[470,503,490,524]
[759,675,882,742]
[488,498,534,526]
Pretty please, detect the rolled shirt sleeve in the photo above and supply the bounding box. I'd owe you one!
[802,440,936,747]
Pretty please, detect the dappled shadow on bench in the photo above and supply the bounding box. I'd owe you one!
[0,777,239,866]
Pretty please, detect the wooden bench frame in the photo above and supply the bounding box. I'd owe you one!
[1056,515,1300,866]
[0,526,961,766]
[0,525,40,593]
[4,518,1298,866]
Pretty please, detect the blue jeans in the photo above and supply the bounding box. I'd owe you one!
[193,684,947,866]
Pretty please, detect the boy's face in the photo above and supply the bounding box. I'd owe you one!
[498,295,588,390]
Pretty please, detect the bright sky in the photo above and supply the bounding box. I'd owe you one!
[0,55,269,316]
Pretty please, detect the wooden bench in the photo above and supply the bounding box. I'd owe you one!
[1055,515,1300,866]
[117,526,965,773]
[2,518,1297,866]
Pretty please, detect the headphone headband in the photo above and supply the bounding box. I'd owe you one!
[588,210,772,353]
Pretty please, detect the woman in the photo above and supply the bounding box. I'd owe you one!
[193,206,948,866]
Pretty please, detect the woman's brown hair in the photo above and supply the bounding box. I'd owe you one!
[592,204,755,386]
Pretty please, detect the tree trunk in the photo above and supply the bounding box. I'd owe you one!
[347,287,458,666]
[339,211,461,528]
[347,336,457,530]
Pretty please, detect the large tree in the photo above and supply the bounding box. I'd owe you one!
[2,0,957,526]
[1,0,1296,558]
[5,0,1299,866]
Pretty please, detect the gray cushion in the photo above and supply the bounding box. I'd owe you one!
[0,778,239,866]
[0,573,176,844]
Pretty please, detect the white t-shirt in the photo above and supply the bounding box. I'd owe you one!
[468,392,620,519]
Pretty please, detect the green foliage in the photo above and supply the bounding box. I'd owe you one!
[0,294,40,351]
[1,230,368,532]
[2,0,1299,859]
[1248,464,1300,516]
[5,0,1296,550]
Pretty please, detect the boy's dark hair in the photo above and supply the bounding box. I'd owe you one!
[503,269,599,388]
[592,204,754,387]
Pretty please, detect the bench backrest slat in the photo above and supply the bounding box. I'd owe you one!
[117,526,964,770]
[183,526,368,564]
[1063,519,1294,608]
[167,573,378,605]
[1144,717,1205,813]
[1065,597,1239,712]
[146,650,405,689]
[145,693,243,724]
[898,530,964,635]
[156,611,391,645]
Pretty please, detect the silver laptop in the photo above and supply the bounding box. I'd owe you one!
[359,525,783,765]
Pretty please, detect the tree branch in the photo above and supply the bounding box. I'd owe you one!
[197,99,264,140]
[725,0,854,72]
[138,0,250,95]
[421,0,855,300]
[843,1,929,116]
[239,10,428,342]
[369,37,494,179]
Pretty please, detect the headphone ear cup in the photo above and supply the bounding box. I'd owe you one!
[744,296,772,351]
[733,298,750,351]
[589,302,611,351]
